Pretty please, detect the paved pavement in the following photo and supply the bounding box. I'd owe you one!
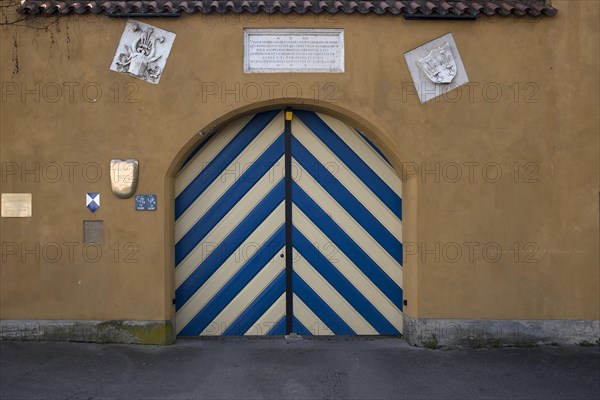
[1,338,599,400]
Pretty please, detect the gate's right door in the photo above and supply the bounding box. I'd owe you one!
[290,110,404,335]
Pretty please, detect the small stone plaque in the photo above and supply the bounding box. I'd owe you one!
[1,193,32,217]
[135,195,157,211]
[244,29,344,73]
[84,220,104,244]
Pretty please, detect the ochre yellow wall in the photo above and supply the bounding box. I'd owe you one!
[1,1,598,325]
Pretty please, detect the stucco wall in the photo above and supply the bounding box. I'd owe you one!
[1,1,598,334]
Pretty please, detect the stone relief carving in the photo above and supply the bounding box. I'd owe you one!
[404,33,469,104]
[416,42,457,84]
[110,159,139,199]
[110,21,176,84]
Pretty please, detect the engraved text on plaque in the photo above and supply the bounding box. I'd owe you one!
[244,29,344,73]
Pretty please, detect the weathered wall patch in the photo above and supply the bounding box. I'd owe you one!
[83,220,104,244]
[110,21,176,84]
[404,33,469,104]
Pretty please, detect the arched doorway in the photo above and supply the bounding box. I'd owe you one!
[174,109,403,336]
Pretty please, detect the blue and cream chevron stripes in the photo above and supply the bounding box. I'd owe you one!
[291,110,403,335]
[174,109,403,336]
[175,110,286,336]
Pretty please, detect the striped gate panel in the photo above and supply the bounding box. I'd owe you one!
[291,110,403,335]
[175,109,403,336]
[175,110,286,336]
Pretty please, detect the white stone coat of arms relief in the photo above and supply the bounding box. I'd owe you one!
[404,33,469,104]
[416,42,457,84]
[110,21,176,84]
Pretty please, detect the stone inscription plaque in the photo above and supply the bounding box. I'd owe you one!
[244,29,344,73]
[1,193,32,217]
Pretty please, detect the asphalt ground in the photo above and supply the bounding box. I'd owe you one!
[1,338,598,400]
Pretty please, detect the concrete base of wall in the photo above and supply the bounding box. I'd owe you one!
[2,318,599,347]
[0,320,174,345]
[403,316,600,347]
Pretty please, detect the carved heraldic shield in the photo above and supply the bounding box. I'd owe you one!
[110,159,139,199]
[417,43,457,84]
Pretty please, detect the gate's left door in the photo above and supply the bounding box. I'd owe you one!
[175,110,287,336]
